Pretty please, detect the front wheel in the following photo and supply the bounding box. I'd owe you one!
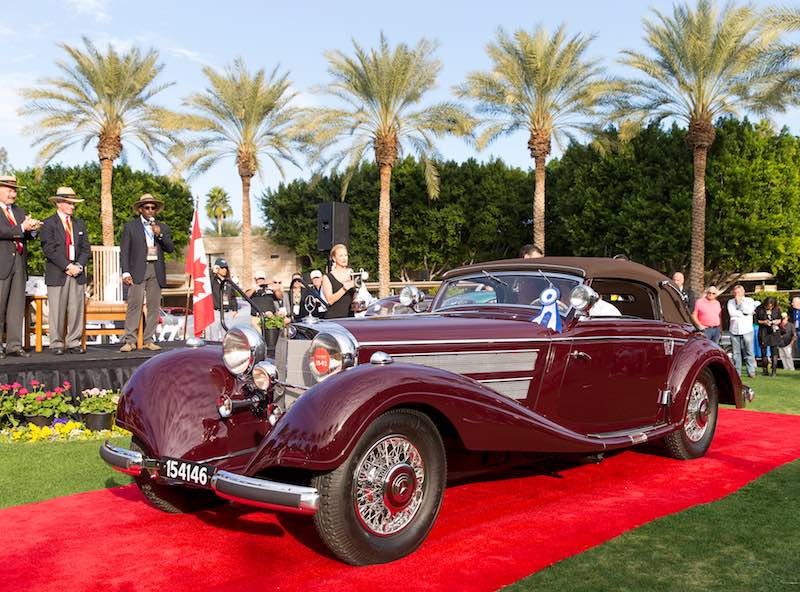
[312,409,446,565]
[663,368,719,459]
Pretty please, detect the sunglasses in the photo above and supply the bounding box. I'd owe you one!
[141,205,158,210]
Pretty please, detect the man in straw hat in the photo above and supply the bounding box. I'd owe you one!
[0,175,42,358]
[40,187,91,355]
[119,194,174,352]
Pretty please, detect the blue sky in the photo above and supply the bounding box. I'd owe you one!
[2,0,798,228]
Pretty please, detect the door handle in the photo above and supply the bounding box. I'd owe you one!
[569,350,592,361]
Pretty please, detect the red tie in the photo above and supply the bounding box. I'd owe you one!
[64,215,73,259]
[3,206,22,254]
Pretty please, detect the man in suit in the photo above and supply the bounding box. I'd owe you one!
[40,187,91,355]
[207,258,238,341]
[119,194,174,352]
[0,175,42,358]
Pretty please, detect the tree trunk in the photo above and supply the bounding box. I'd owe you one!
[378,164,392,298]
[240,174,253,285]
[216,216,222,236]
[689,145,708,295]
[533,155,546,253]
[100,158,114,246]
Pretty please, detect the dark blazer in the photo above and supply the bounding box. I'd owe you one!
[211,274,239,311]
[119,216,174,287]
[40,213,91,286]
[0,203,35,280]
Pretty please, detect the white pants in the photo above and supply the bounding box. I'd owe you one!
[206,310,236,341]
[778,344,795,371]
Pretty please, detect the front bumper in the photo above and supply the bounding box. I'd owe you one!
[100,441,319,515]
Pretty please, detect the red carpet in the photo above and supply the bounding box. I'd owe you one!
[4,409,800,592]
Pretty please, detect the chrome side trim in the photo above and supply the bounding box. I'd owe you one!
[360,336,688,347]
[478,377,532,400]
[586,424,665,439]
[210,470,319,515]
[391,350,538,374]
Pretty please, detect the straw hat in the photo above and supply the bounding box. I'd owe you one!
[0,175,25,190]
[48,186,84,204]
[133,193,164,213]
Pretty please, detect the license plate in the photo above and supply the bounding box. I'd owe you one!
[162,458,213,486]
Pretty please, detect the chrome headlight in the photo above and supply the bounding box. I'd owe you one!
[569,284,600,313]
[399,285,424,307]
[308,330,356,382]
[252,361,278,391]
[222,327,265,376]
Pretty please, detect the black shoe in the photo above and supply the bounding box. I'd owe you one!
[67,347,85,354]
[7,349,31,358]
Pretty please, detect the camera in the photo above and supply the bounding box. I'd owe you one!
[349,268,369,289]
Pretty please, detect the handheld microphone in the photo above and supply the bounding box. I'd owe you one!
[147,217,156,225]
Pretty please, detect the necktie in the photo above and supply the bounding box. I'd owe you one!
[3,206,23,254]
[64,215,73,261]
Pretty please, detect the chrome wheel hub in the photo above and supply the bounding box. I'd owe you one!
[684,381,711,442]
[353,435,425,536]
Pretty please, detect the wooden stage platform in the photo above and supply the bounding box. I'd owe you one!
[0,342,203,394]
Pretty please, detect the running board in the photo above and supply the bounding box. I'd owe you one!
[587,423,669,442]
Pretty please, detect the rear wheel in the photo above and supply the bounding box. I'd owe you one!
[131,439,225,513]
[663,368,719,459]
[312,409,446,565]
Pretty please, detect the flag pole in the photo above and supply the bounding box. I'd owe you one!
[183,201,197,341]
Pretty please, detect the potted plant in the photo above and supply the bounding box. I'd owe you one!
[14,380,76,427]
[78,388,120,431]
[258,311,289,349]
[0,383,20,428]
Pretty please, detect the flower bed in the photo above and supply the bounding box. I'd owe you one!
[0,419,130,443]
[0,381,126,442]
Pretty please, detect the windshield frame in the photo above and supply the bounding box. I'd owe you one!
[431,270,583,313]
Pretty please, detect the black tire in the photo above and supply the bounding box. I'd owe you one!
[131,439,225,514]
[312,409,446,565]
[663,368,719,459]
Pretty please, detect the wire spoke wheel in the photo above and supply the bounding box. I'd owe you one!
[684,381,710,442]
[353,435,425,536]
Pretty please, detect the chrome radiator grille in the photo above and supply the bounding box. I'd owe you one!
[275,334,316,387]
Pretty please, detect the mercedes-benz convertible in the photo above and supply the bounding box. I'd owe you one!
[100,257,753,565]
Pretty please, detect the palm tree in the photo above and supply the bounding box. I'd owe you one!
[456,25,619,254]
[620,0,794,293]
[301,34,475,297]
[205,186,233,235]
[171,59,300,283]
[19,37,174,245]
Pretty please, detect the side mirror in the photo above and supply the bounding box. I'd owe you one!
[399,285,425,312]
[569,284,599,316]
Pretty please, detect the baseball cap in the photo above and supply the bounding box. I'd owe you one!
[254,270,266,279]
[310,270,323,279]
[214,258,228,268]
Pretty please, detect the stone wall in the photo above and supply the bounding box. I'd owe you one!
[165,235,302,288]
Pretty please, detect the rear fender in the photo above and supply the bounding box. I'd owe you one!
[116,347,270,468]
[668,336,743,420]
[245,362,610,475]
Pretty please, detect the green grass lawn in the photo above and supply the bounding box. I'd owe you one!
[0,374,797,591]
[739,371,800,415]
[0,436,132,509]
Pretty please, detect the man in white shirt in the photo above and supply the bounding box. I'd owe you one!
[727,284,756,378]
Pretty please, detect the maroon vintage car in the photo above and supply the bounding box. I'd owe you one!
[100,257,753,565]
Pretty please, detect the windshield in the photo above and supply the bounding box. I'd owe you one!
[432,271,581,312]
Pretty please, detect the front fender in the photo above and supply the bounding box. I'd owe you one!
[116,346,269,468]
[245,363,611,475]
[669,335,744,418]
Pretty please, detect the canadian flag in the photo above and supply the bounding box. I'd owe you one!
[185,210,214,337]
